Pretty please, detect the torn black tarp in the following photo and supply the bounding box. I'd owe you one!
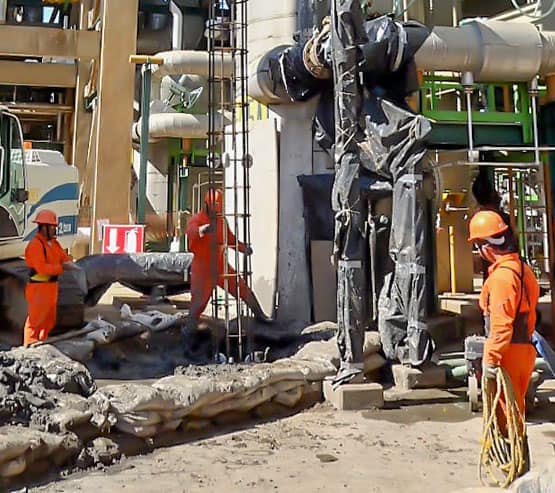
[277,14,430,106]
[330,0,368,387]
[360,98,434,365]
[297,173,391,242]
[361,16,430,106]
[278,44,330,102]
[313,16,430,153]
[297,173,392,326]
[271,7,435,368]
[76,253,193,306]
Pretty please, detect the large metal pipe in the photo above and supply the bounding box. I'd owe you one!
[152,50,233,80]
[250,19,555,105]
[415,20,545,81]
[132,112,230,142]
[248,0,299,105]
[148,49,231,127]
[136,50,232,142]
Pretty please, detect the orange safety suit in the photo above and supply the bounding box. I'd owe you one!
[23,234,70,346]
[186,209,257,326]
[480,253,539,416]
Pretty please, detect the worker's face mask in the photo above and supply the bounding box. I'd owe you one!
[474,242,491,263]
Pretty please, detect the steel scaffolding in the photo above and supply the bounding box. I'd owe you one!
[207,0,252,362]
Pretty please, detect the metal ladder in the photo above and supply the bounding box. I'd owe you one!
[207,0,252,362]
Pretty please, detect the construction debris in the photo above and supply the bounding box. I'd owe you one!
[120,304,186,332]
[0,329,385,485]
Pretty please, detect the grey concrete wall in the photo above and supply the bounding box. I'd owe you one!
[274,100,319,325]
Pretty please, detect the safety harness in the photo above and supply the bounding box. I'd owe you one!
[28,240,59,284]
[484,259,531,345]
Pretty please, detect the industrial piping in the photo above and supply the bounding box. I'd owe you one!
[132,112,230,142]
[249,19,555,105]
[132,50,233,142]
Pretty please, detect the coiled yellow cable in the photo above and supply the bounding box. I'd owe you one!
[479,367,528,488]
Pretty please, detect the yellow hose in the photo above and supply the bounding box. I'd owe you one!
[479,368,528,488]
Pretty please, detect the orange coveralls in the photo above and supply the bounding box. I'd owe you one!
[186,209,255,326]
[480,253,539,415]
[23,234,70,346]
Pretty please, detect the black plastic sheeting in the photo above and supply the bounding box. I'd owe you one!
[297,173,391,241]
[362,100,434,364]
[327,0,368,385]
[278,44,328,102]
[76,253,193,306]
[361,18,431,107]
[312,16,430,152]
[279,6,435,367]
[297,173,393,327]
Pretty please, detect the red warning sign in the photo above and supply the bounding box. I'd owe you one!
[101,225,145,254]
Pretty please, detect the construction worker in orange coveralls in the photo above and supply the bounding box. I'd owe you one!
[468,210,539,418]
[185,188,269,333]
[23,209,77,347]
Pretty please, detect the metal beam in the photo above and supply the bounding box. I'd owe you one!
[0,60,76,87]
[0,25,99,59]
[5,102,74,116]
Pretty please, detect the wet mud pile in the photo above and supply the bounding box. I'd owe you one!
[0,324,386,488]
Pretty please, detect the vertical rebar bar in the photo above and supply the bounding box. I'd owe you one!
[207,0,251,362]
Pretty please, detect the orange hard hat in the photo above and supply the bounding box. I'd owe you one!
[468,210,508,242]
[33,209,58,226]
[204,188,223,212]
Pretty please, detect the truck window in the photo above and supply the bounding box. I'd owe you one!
[0,114,25,198]
[9,117,23,172]
[0,116,8,197]
[8,115,24,194]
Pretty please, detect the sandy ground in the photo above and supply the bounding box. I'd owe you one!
[17,286,555,492]
[33,402,555,493]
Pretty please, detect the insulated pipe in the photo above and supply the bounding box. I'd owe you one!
[170,1,183,51]
[249,45,295,105]
[414,20,545,82]
[149,50,231,107]
[132,112,230,142]
[249,19,555,105]
[151,50,233,80]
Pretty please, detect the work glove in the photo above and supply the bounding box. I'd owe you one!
[244,246,253,256]
[483,365,499,380]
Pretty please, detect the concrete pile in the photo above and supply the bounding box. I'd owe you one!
[0,327,386,485]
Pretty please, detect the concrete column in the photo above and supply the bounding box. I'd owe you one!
[275,101,318,325]
[90,0,138,252]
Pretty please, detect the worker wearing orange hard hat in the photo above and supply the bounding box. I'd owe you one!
[468,210,539,418]
[185,189,269,341]
[23,209,76,347]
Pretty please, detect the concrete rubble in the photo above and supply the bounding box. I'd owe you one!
[0,325,388,486]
